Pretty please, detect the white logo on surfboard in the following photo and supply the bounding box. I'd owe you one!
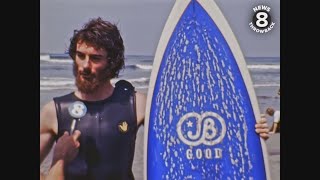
[176,112,226,146]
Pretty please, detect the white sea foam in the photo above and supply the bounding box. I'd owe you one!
[253,83,280,87]
[111,77,149,85]
[40,86,75,91]
[40,76,278,91]
[40,58,73,64]
[40,77,75,90]
[41,77,72,80]
[40,80,74,86]
[40,55,50,61]
[135,64,153,70]
[247,65,279,70]
[41,77,150,91]
[40,56,278,70]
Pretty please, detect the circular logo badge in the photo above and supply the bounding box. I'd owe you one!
[249,5,276,34]
[68,101,87,118]
[176,112,226,146]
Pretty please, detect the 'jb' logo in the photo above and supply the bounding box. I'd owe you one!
[176,112,226,146]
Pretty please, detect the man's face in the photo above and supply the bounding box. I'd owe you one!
[73,41,109,94]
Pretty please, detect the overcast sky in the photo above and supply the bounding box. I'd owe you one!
[40,0,280,57]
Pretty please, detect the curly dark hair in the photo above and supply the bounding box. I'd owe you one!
[68,17,125,78]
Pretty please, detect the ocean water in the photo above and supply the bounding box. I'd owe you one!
[40,54,280,113]
[40,54,280,179]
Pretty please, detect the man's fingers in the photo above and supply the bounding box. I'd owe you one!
[255,128,269,134]
[259,133,269,140]
[72,130,81,141]
[255,123,268,128]
[57,131,69,142]
[258,117,267,123]
[75,141,80,148]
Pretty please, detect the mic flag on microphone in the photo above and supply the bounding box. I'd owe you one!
[68,101,87,134]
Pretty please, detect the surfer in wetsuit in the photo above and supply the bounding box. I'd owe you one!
[40,17,270,180]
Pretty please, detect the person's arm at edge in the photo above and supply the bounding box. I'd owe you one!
[40,160,65,180]
[135,92,147,126]
[40,101,58,178]
[269,110,280,134]
[271,122,279,133]
[40,130,81,180]
[269,123,273,132]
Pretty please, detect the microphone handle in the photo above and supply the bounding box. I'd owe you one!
[70,119,78,134]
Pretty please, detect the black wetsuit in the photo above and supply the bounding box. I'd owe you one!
[53,80,137,180]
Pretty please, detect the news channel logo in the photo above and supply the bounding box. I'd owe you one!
[249,5,276,34]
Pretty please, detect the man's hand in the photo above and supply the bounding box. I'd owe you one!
[51,130,81,167]
[255,115,269,140]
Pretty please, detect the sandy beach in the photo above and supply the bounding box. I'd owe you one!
[265,133,280,180]
[41,127,280,180]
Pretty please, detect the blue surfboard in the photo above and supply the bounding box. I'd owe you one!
[144,0,271,179]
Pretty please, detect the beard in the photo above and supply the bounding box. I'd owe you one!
[73,63,110,94]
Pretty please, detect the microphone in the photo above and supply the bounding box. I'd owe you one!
[68,101,87,134]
